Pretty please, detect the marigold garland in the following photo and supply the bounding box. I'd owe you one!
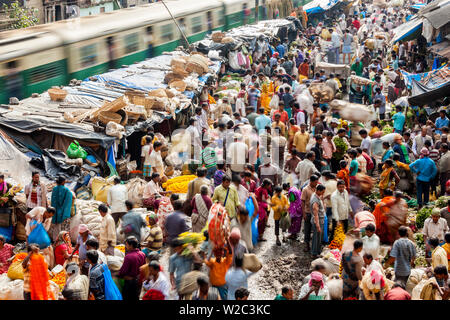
[162,175,197,193]
[328,223,346,251]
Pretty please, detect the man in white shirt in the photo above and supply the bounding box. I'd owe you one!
[186,117,202,161]
[149,141,166,182]
[331,28,341,63]
[98,203,117,255]
[362,223,381,261]
[141,136,153,178]
[322,171,337,240]
[359,129,372,157]
[363,252,384,276]
[296,108,306,126]
[423,209,449,255]
[412,127,432,157]
[295,152,319,187]
[228,133,249,175]
[330,180,353,239]
[107,177,128,224]
[142,261,171,300]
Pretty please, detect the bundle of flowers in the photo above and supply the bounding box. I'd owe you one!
[328,223,346,251]
[162,175,197,193]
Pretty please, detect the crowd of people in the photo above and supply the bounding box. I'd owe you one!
[0,0,449,301]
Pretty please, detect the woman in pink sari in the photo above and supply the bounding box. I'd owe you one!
[255,179,272,241]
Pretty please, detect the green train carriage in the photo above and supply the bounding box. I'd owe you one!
[0,0,293,104]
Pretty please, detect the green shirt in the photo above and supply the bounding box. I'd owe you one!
[349,159,359,176]
[201,147,217,168]
[274,294,287,300]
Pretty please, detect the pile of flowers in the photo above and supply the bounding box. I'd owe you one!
[162,175,197,193]
[115,244,125,254]
[51,270,66,291]
[177,231,206,256]
[328,223,346,251]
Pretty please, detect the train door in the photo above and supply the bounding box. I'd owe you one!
[206,11,213,34]
[3,60,23,102]
[146,26,154,59]
[106,36,116,70]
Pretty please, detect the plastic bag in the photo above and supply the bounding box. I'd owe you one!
[7,260,24,280]
[27,220,51,249]
[0,226,13,242]
[102,264,122,300]
[245,197,258,246]
[66,140,88,160]
[0,279,24,300]
[280,212,291,231]
[323,214,328,243]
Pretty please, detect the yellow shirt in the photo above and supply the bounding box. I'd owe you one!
[271,194,289,220]
[272,121,286,136]
[293,131,309,153]
[141,135,157,146]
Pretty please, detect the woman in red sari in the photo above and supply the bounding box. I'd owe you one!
[255,179,272,241]
[54,231,73,266]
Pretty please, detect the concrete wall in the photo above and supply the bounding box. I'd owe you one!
[80,1,114,15]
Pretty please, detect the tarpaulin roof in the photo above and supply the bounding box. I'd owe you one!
[408,79,450,106]
[430,41,450,59]
[92,52,221,99]
[0,116,116,149]
[401,64,449,88]
[422,4,450,29]
[391,17,423,43]
[304,0,341,14]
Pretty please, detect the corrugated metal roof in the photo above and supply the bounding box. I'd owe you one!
[422,4,450,28]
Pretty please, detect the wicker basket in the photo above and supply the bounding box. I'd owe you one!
[170,57,186,70]
[148,97,166,111]
[212,31,225,43]
[48,88,67,101]
[221,37,234,44]
[102,96,127,113]
[98,111,122,125]
[165,89,175,98]
[169,80,187,92]
[148,89,167,98]
[186,61,206,75]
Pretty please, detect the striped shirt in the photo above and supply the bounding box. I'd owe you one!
[201,147,217,169]
[213,170,226,187]
[429,148,440,162]
[147,225,163,251]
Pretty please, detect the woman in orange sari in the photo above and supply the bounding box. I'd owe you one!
[372,189,396,244]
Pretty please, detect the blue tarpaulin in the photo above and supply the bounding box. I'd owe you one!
[304,0,340,14]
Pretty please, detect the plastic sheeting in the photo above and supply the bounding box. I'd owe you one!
[408,79,450,106]
[0,134,36,186]
[304,0,340,14]
[29,149,82,181]
[0,117,116,149]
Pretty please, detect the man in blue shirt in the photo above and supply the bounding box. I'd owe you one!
[434,110,449,135]
[409,147,437,207]
[255,107,272,134]
[276,42,285,58]
[392,106,406,134]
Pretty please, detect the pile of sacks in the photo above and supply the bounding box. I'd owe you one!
[127,177,147,207]
[73,199,104,238]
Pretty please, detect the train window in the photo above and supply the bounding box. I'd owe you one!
[28,61,64,84]
[161,24,173,41]
[191,16,202,34]
[80,44,97,68]
[124,33,139,54]
[218,9,225,26]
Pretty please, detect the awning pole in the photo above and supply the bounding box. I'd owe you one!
[160,0,190,50]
